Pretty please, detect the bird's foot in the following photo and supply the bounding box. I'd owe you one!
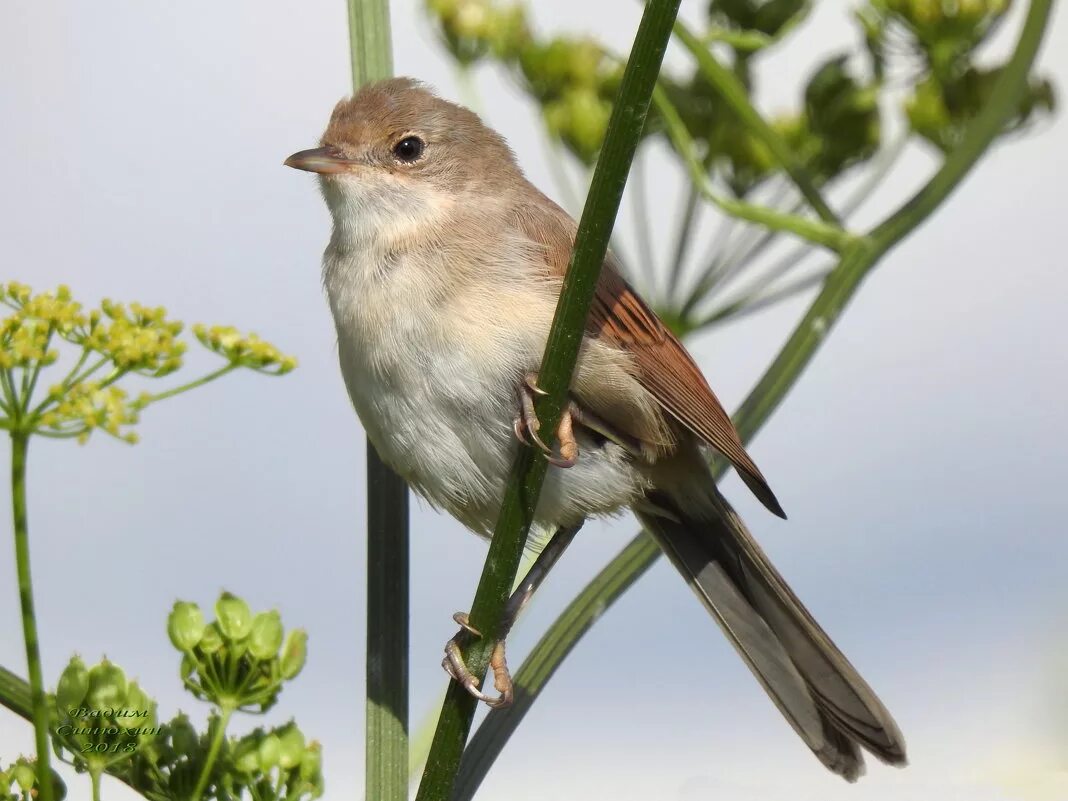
[441,612,514,709]
[512,372,578,468]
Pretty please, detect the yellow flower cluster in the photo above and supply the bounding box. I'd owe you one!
[39,383,143,443]
[1,283,296,442]
[193,324,298,374]
[86,300,186,376]
[0,282,79,369]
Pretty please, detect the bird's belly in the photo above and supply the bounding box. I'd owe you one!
[335,320,648,537]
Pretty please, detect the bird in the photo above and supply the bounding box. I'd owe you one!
[285,76,906,781]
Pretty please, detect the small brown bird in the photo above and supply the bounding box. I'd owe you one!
[286,77,906,781]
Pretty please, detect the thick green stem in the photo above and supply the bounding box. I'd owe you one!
[365,446,409,801]
[414,2,683,800]
[344,4,410,801]
[347,0,392,89]
[10,432,53,801]
[449,0,1055,792]
[189,706,233,801]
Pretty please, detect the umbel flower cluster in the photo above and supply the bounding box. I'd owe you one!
[0,283,296,445]
[37,594,320,801]
[425,0,1054,187]
[168,593,308,713]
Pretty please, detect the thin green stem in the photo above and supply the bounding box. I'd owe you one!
[10,432,53,801]
[189,706,233,801]
[653,86,854,253]
[139,364,237,406]
[19,326,53,416]
[694,267,832,329]
[684,136,912,323]
[1,371,19,418]
[90,767,102,801]
[672,19,838,224]
[666,183,700,306]
[31,428,89,440]
[540,129,584,216]
[631,149,659,300]
[449,0,1055,791]
[414,2,683,799]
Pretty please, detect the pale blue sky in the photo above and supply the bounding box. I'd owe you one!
[1,1,1067,799]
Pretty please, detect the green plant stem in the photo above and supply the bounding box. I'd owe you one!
[414,2,682,800]
[365,446,410,799]
[140,364,236,406]
[90,767,102,801]
[672,19,838,224]
[652,86,853,253]
[449,0,1054,791]
[666,183,700,305]
[0,664,32,718]
[631,150,659,298]
[344,4,410,801]
[189,706,233,801]
[695,267,831,329]
[10,432,53,801]
[347,0,392,89]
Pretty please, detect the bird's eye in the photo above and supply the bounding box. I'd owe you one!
[392,135,425,163]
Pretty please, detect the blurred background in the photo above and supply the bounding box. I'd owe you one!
[1,0,1066,799]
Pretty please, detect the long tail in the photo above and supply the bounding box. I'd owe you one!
[636,484,907,781]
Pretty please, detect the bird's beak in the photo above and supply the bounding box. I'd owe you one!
[283,146,355,175]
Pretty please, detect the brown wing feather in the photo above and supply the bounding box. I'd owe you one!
[510,192,785,518]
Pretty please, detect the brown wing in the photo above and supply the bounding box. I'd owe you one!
[510,193,785,518]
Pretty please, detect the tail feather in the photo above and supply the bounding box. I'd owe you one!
[637,486,906,781]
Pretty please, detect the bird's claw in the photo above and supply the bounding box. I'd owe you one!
[442,613,514,709]
[512,372,579,468]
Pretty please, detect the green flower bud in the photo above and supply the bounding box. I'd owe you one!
[453,1,490,40]
[563,86,611,163]
[170,714,199,755]
[488,5,529,59]
[280,630,308,679]
[233,734,262,775]
[275,723,306,770]
[300,741,323,783]
[258,734,282,771]
[55,656,89,715]
[167,601,206,652]
[11,762,35,793]
[565,38,603,86]
[248,611,284,661]
[197,622,225,655]
[215,593,253,641]
[124,681,156,731]
[86,660,127,711]
[541,38,575,86]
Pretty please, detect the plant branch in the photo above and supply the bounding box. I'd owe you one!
[653,86,855,252]
[672,19,839,224]
[9,433,53,801]
[414,1,683,799]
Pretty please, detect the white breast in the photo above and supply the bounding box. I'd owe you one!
[320,177,649,537]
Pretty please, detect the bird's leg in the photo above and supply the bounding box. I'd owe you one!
[566,401,645,458]
[442,524,582,708]
[513,372,578,468]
